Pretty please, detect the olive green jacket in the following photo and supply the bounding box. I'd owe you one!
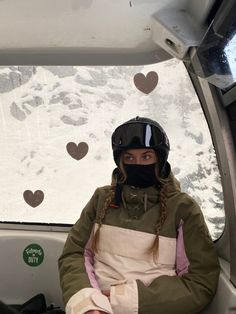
[58,173,220,314]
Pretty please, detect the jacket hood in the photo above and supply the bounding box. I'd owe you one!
[164,172,181,196]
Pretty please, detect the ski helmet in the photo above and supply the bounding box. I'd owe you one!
[111,116,170,177]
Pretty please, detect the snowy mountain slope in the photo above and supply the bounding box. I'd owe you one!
[0,60,224,239]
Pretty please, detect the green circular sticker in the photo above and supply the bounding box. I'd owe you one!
[23,243,44,267]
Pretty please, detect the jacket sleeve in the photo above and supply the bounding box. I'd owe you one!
[135,196,220,314]
[58,189,112,314]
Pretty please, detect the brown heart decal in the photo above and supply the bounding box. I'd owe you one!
[23,190,44,208]
[133,71,158,94]
[66,142,89,160]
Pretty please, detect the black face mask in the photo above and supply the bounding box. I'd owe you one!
[124,163,159,188]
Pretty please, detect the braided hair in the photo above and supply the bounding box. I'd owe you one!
[148,177,168,257]
[91,186,115,253]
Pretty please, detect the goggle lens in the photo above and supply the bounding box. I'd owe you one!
[112,123,164,148]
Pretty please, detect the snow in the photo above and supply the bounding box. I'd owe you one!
[0,60,224,239]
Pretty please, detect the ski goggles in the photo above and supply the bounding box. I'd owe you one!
[112,122,167,149]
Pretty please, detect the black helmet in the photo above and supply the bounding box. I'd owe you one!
[111,116,170,177]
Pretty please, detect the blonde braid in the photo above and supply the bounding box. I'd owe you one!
[91,188,115,253]
[149,182,168,257]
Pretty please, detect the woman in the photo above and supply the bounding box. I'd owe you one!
[58,116,220,314]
